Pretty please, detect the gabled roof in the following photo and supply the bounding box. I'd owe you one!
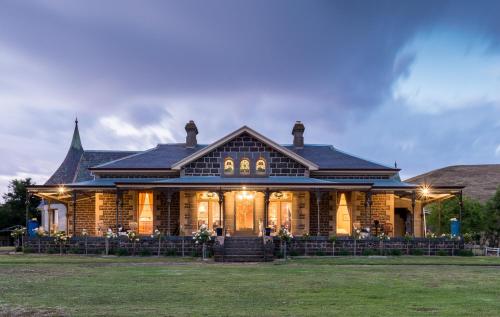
[285,145,394,170]
[171,126,319,170]
[405,164,500,202]
[91,143,206,170]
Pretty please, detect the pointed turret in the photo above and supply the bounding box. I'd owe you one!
[45,119,85,185]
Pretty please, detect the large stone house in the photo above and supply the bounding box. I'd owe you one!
[29,120,463,238]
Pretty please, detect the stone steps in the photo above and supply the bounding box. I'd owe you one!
[214,237,274,262]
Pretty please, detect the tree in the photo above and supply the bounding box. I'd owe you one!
[0,178,41,230]
[427,196,486,234]
[484,186,500,246]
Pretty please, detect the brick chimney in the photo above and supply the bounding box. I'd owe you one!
[292,121,305,149]
[185,120,198,148]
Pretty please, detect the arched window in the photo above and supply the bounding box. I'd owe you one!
[256,158,266,174]
[224,158,234,175]
[240,158,250,175]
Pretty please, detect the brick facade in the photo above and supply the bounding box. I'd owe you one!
[183,132,307,177]
[354,192,394,236]
[309,192,332,236]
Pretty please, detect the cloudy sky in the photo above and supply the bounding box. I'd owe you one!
[1,0,500,195]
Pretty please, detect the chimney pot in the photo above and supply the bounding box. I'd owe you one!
[185,120,198,148]
[292,121,305,149]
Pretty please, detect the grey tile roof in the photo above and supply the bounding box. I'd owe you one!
[284,145,392,170]
[45,150,138,185]
[92,144,393,171]
[92,143,207,169]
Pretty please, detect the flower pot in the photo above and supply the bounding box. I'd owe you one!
[265,227,272,236]
[216,228,223,236]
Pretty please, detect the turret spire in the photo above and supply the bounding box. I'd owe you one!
[71,117,83,150]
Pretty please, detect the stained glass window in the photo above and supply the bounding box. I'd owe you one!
[256,158,266,174]
[240,158,250,175]
[224,158,234,175]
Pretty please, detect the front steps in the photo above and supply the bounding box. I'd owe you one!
[214,237,274,262]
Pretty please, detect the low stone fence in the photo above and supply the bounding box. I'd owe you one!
[274,237,465,256]
[25,236,210,256]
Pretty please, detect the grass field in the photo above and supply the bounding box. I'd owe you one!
[0,255,499,317]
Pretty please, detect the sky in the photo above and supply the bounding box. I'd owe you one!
[0,0,500,197]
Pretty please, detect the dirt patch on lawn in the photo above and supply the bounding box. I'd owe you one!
[0,305,68,317]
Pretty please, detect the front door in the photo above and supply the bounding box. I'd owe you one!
[235,192,255,234]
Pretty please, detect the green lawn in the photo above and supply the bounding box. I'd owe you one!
[1,255,499,317]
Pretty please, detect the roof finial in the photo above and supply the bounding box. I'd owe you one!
[75,116,78,125]
[394,161,398,169]
[70,117,83,150]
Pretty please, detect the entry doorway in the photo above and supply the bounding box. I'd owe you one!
[394,208,411,237]
[234,191,255,235]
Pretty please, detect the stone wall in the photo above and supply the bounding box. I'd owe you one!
[68,195,96,236]
[275,236,465,256]
[309,192,332,236]
[183,132,307,177]
[25,236,207,256]
[156,191,181,235]
[354,192,394,236]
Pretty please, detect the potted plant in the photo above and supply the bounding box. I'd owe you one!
[278,227,293,262]
[10,227,26,252]
[329,235,337,256]
[265,227,272,237]
[216,227,223,237]
[33,227,47,253]
[404,232,413,255]
[127,231,140,256]
[104,229,117,256]
[303,233,310,256]
[53,231,70,255]
[82,229,88,255]
[151,228,162,256]
[192,224,213,260]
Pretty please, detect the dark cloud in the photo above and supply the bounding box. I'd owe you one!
[1,0,500,196]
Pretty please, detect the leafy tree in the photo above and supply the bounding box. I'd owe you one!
[427,196,486,234]
[484,186,500,246]
[0,178,41,230]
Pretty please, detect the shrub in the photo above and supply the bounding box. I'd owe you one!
[362,249,378,256]
[289,249,299,257]
[458,249,474,257]
[390,249,402,256]
[140,249,152,256]
[315,250,325,256]
[23,247,34,254]
[116,248,129,256]
[15,246,23,252]
[165,249,177,256]
[410,249,424,256]
[437,250,448,256]
[67,247,82,254]
[337,249,350,256]
[46,248,57,254]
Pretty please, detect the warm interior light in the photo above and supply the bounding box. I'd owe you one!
[237,191,254,200]
[58,186,66,194]
[420,184,431,197]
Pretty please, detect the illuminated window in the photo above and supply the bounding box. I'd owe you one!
[224,158,234,175]
[256,158,266,174]
[138,192,154,234]
[240,158,250,175]
[197,192,220,229]
[268,192,292,234]
[336,193,351,235]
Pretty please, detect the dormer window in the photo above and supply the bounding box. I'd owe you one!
[240,158,250,175]
[256,158,266,174]
[224,158,234,175]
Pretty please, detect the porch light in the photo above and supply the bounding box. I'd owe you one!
[237,191,254,200]
[58,186,66,194]
[420,184,431,198]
